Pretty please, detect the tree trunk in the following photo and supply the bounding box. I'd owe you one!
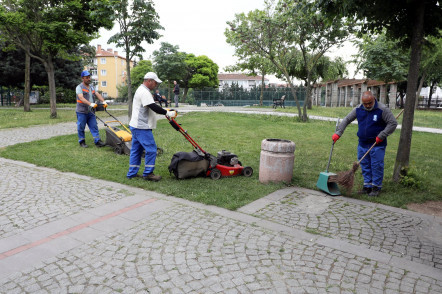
[126,53,133,121]
[23,50,31,112]
[43,57,57,118]
[302,83,312,122]
[168,81,172,102]
[260,73,265,106]
[415,72,425,109]
[393,0,425,182]
[183,88,188,102]
[428,80,435,108]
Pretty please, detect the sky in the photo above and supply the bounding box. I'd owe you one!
[90,0,360,83]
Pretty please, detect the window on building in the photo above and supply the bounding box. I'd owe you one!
[93,58,97,65]
[91,69,98,77]
[101,81,107,87]
[121,60,124,66]
[100,58,106,64]
[101,70,107,76]
[102,92,108,98]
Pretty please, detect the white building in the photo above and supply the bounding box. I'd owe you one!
[218,73,269,90]
[420,86,442,98]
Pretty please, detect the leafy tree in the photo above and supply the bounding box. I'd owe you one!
[353,34,409,83]
[0,0,114,118]
[0,42,94,99]
[226,8,303,116]
[130,60,154,88]
[181,54,219,101]
[226,1,353,121]
[320,56,348,82]
[318,0,442,181]
[107,0,163,119]
[225,54,274,106]
[153,42,187,100]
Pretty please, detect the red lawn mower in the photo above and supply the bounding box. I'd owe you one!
[167,116,253,180]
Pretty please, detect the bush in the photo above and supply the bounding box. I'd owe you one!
[399,167,423,189]
[38,87,75,104]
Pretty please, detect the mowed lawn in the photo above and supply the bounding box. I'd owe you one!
[0,110,440,210]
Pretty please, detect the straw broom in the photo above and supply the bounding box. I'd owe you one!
[328,109,404,195]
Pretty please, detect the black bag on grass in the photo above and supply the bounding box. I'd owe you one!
[168,151,209,179]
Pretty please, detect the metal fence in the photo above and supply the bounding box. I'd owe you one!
[191,88,307,107]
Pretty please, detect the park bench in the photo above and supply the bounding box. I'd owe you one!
[273,95,285,108]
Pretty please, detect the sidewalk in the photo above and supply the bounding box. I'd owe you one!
[0,108,441,293]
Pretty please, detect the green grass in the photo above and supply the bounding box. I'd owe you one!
[276,106,442,129]
[0,105,127,129]
[1,112,441,210]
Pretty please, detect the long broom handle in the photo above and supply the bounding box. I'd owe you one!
[357,109,404,164]
[326,118,340,172]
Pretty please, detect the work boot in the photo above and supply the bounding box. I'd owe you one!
[79,141,88,148]
[143,173,162,182]
[358,187,372,195]
[368,187,381,197]
[95,140,106,147]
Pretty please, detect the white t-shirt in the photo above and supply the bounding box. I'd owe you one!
[129,84,157,129]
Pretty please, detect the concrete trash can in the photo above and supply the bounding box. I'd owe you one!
[259,138,296,184]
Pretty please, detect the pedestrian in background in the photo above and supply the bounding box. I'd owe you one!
[332,91,397,197]
[75,70,107,148]
[173,80,180,107]
[127,72,177,181]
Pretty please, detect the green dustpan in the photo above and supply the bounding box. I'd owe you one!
[316,120,341,196]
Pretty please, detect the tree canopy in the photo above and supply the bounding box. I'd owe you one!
[130,60,154,88]
[0,0,114,117]
[153,42,187,98]
[107,0,163,119]
[180,54,219,101]
[353,34,409,83]
[226,0,353,121]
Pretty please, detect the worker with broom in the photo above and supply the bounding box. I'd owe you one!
[331,91,398,196]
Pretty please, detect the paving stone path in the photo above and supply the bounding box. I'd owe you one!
[0,107,441,293]
[251,189,442,270]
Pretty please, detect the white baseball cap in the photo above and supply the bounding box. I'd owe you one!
[144,72,162,83]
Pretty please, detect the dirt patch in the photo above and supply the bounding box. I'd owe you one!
[407,201,442,219]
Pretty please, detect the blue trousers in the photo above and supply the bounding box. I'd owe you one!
[357,144,386,189]
[127,127,157,178]
[76,112,101,143]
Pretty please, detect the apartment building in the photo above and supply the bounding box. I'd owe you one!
[88,45,133,99]
[218,73,269,90]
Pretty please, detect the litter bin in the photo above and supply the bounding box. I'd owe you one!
[259,139,296,184]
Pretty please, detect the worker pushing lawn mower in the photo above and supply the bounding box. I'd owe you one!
[126,72,177,181]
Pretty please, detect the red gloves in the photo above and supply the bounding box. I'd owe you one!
[332,133,340,143]
[376,136,383,144]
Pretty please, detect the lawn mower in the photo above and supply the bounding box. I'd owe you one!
[167,116,253,180]
[92,105,163,156]
[92,105,132,155]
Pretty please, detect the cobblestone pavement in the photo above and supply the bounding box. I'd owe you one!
[0,108,441,293]
[0,160,133,239]
[243,189,442,270]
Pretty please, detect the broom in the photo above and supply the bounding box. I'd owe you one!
[328,109,404,195]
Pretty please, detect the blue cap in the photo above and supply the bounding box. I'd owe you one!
[81,70,91,77]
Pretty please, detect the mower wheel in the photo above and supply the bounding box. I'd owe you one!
[210,168,221,180]
[243,166,253,177]
[114,146,123,155]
